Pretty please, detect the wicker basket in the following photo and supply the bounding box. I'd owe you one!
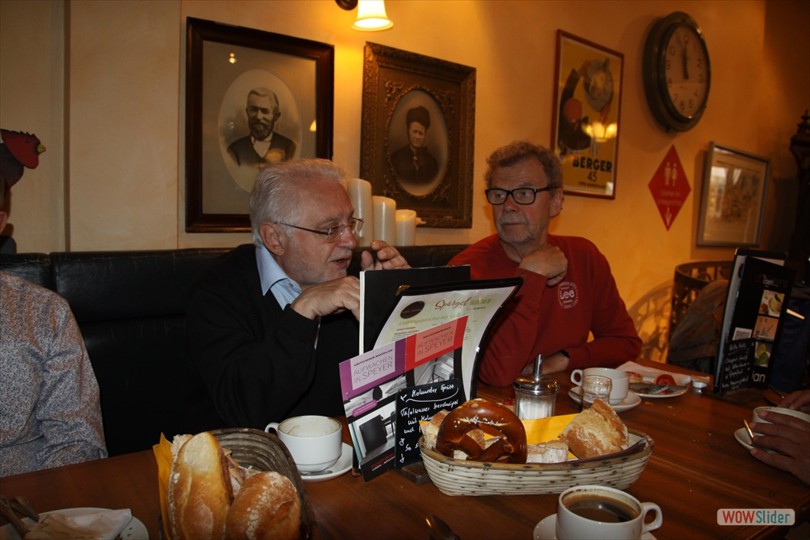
[211,428,315,539]
[420,429,654,496]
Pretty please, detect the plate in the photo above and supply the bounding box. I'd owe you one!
[533,513,656,540]
[630,383,688,399]
[299,443,353,483]
[569,387,641,412]
[0,507,147,540]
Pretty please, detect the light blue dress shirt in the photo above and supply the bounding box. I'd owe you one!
[256,245,301,307]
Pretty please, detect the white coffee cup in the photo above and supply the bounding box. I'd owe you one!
[752,406,810,425]
[265,415,342,472]
[571,367,629,405]
[556,485,663,540]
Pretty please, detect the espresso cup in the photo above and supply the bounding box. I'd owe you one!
[571,367,630,405]
[556,485,663,540]
[752,406,810,425]
[265,415,342,472]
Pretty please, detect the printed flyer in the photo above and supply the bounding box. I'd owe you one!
[339,317,467,481]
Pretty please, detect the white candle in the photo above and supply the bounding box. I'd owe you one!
[395,209,417,246]
[372,196,396,245]
[343,178,373,246]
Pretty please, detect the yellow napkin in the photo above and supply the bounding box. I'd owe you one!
[522,414,577,444]
[152,433,173,540]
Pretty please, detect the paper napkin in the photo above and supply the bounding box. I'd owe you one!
[24,508,132,540]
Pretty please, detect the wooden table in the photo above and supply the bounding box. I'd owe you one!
[2,362,808,539]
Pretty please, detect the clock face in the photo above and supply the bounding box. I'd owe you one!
[664,25,709,119]
[643,11,711,132]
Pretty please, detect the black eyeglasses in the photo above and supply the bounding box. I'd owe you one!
[276,217,363,242]
[485,186,557,205]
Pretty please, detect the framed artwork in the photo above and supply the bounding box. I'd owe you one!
[185,17,334,232]
[697,142,770,247]
[551,30,624,199]
[360,43,475,228]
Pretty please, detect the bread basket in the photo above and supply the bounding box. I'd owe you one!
[419,429,653,496]
[211,428,315,538]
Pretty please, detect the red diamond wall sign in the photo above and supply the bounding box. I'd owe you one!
[648,145,691,230]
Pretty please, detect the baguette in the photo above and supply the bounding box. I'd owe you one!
[169,431,233,539]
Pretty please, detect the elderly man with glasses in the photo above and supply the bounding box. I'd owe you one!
[186,159,409,430]
[450,141,640,385]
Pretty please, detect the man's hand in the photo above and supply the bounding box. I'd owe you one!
[360,240,410,271]
[519,244,568,286]
[780,389,810,413]
[749,410,810,485]
[291,276,361,320]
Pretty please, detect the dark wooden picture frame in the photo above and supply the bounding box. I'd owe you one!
[551,30,623,199]
[360,43,475,228]
[697,142,770,247]
[185,17,334,232]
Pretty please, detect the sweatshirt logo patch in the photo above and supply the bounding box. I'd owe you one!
[558,281,578,309]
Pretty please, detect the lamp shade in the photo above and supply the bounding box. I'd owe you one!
[352,0,393,31]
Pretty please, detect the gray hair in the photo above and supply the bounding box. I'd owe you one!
[249,159,345,247]
[484,141,562,189]
[247,87,279,110]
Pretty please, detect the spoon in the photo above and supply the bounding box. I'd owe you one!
[743,419,758,446]
[426,514,460,540]
[299,468,333,477]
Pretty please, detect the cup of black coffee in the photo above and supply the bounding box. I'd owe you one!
[556,485,662,539]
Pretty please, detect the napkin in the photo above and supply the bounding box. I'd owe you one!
[617,360,691,386]
[23,508,132,540]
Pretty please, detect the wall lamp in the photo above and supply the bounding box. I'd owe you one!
[336,0,394,31]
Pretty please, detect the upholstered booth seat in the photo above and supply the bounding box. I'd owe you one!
[0,244,468,456]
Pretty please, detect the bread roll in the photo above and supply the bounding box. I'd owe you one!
[560,399,628,459]
[527,440,569,463]
[421,409,449,449]
[225,471,301,540]
[169,431,233,539]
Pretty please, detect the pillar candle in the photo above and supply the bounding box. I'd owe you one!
[343,178,373,246]
[395,209,417,246]
[372,196,396,245]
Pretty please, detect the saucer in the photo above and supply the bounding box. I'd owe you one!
[299,443,353,483]
[569,387,641,412]
[734,427,777,454]
[533,513,656,540]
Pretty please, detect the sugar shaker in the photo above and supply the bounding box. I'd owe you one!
[513,355,559,420]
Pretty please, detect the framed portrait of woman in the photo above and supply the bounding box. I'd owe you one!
[360,43,475,228]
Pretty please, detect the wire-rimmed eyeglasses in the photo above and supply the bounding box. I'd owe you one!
[276,217,364,242]
[484,186,557,205]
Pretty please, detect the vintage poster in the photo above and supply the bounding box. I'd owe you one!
[551,31,624,198]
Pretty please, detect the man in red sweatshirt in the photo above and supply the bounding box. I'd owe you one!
[450,141,641,386]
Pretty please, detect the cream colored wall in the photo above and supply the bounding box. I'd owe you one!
[1,0,808,318]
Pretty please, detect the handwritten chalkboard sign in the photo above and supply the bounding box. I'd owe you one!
[716,340,754,393]
[395,378,464,467]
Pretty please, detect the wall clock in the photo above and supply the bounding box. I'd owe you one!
[643,11,711,132]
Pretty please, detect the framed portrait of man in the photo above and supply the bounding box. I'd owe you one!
[185,18,334,232]
[360,43,475,228]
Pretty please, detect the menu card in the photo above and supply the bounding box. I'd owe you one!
[360,265,470,354]
[369,277,522,400]
[339,317,468,481]
[714,249,794,395]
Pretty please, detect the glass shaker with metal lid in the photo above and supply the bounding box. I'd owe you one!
[513,355,559,420]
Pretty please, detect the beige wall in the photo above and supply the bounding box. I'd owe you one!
[1,0,809,326]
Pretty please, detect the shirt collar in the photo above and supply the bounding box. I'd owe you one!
[256,245,301,307]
